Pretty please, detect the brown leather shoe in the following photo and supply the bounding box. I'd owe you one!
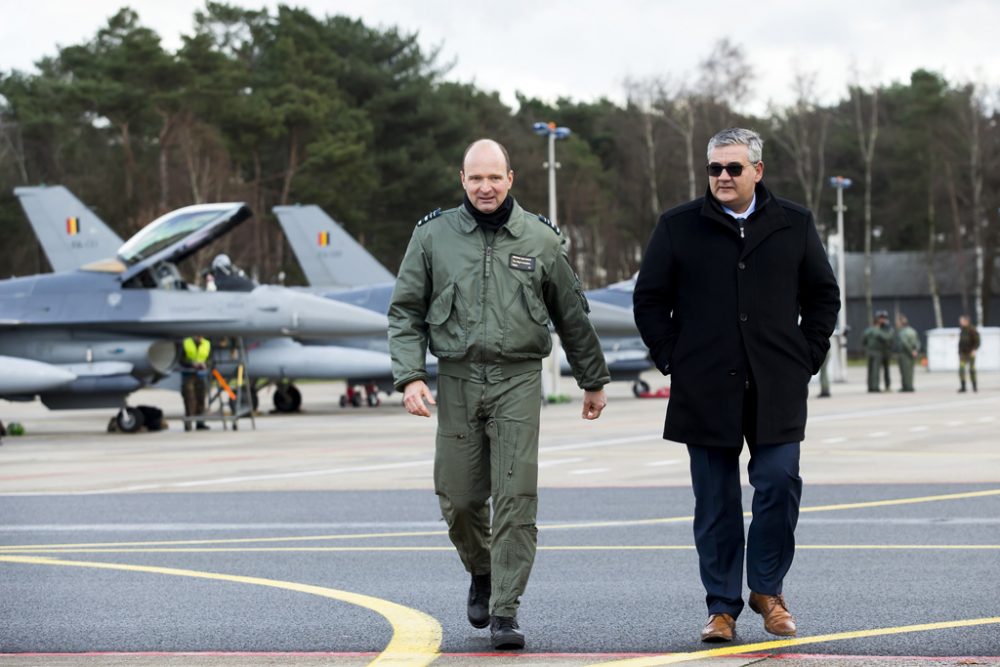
[748,591,797,636]
[700,613,735,642]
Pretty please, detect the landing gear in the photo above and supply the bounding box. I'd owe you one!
[115,406,145,433]
[273,383,302,413]
[632,379,650,397]
[340,382,381,408]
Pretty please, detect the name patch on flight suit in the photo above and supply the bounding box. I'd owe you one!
[509,254,536,271]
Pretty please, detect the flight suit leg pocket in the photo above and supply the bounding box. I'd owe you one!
[435,430,478,498]
[497,421,539,498]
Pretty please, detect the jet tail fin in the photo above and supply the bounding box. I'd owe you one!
[273,204,394,288]
[15,185,124,271]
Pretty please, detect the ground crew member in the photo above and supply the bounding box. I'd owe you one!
[180,335,211,431]
[388,138,610,651]
[895,314,920,392]
[958,314,981,392]
[862,311,893,392]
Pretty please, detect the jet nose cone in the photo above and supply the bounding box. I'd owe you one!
[282,290,389,338]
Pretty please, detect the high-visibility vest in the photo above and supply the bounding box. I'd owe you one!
[183,337,211,364]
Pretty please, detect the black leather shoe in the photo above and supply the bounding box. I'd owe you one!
[490,615,525,650]
[467,573,490,628]
[196,422,210,430]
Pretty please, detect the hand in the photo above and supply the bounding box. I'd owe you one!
[403,380,436,417]
[581,389,607,420]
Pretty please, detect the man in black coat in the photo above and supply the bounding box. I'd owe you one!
[633,128,840,643]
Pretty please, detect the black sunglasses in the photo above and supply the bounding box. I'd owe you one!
[706,162,755,177]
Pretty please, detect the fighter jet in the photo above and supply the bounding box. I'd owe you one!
[274,204,653,395]
[3,190,390,428]
[13,185,394,414]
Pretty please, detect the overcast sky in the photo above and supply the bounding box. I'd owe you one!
[2,0,998,115]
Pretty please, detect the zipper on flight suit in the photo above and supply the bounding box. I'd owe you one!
[479,231,496,376]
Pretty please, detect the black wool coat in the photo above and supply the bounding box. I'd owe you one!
[633,183,840,448]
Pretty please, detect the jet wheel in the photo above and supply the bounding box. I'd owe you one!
[366,392,380,407]
[116,407,145,433]
[273,384,302,413]
[632,379,650,397]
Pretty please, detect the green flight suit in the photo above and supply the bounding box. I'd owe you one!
[895,325,920,392]
[388,199,610,617]
[862,324,893,392]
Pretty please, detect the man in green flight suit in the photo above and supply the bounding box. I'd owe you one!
[862,311,893,392]
[895,313,920,392]
[388,138,610,651]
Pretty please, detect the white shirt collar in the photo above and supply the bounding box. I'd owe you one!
[722,193,756,219]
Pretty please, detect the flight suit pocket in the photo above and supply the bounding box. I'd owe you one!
[501,284,552,358]
[495,422,539,498]
[426,283,467,359]
[434,430,474,496]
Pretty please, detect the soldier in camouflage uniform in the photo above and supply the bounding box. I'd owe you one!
[862,311,893,392]
[958,314,981,392]
[388,139,610,650]
[895,314,920,392]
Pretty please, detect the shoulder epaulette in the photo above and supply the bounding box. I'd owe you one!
[416,208,442,227]
[536,214,561,236]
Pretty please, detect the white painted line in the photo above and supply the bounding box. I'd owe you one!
[978,416,996,423]
[909,426,929,432]
[569,468,610,475]
[867,431,890,438]
[538,457,586,468]
[822,437,848,444]
[646,460,680,467]
[810,396,999,423]
[947,420,965,426]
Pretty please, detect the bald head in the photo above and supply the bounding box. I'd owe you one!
[462,139,510,172]
[461,138,514,213]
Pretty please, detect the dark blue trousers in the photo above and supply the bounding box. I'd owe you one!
[687,441,802,618]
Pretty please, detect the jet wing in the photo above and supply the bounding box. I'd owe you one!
[117,203,251,284]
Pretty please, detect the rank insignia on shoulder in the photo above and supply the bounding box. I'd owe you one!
[417,208,442,226]
[537,214,560,235]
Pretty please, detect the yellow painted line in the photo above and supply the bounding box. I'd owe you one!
[2,545,997,555]
[0,529,449,552]
[2,487,997,552]
[0,555,441,667]
[797,488,1000,514]
[584,616,1000,666]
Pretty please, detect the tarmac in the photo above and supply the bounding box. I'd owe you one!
[1,365,999,666]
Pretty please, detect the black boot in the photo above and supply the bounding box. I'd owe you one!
[490,615,525,650]
[467,573,490,628]
[959,381,967,393]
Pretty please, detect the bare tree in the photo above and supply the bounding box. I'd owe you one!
[696,38,754,129]
[965,86,987,325]
[851,83,879,320]
[769,70,830,225]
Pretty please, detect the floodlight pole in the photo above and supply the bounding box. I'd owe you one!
[830,176,852,381]
[533,122,572,400]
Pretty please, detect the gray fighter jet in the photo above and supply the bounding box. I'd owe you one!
[2,192,390,428]
[13,185,394,414]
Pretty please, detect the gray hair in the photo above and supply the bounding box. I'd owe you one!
[706,128,764,164]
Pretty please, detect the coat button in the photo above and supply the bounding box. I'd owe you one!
[739,313,748,322]
[728,370,737,376]
[738,261,746,270]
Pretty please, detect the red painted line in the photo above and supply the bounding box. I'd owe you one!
[6,652,999,661]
